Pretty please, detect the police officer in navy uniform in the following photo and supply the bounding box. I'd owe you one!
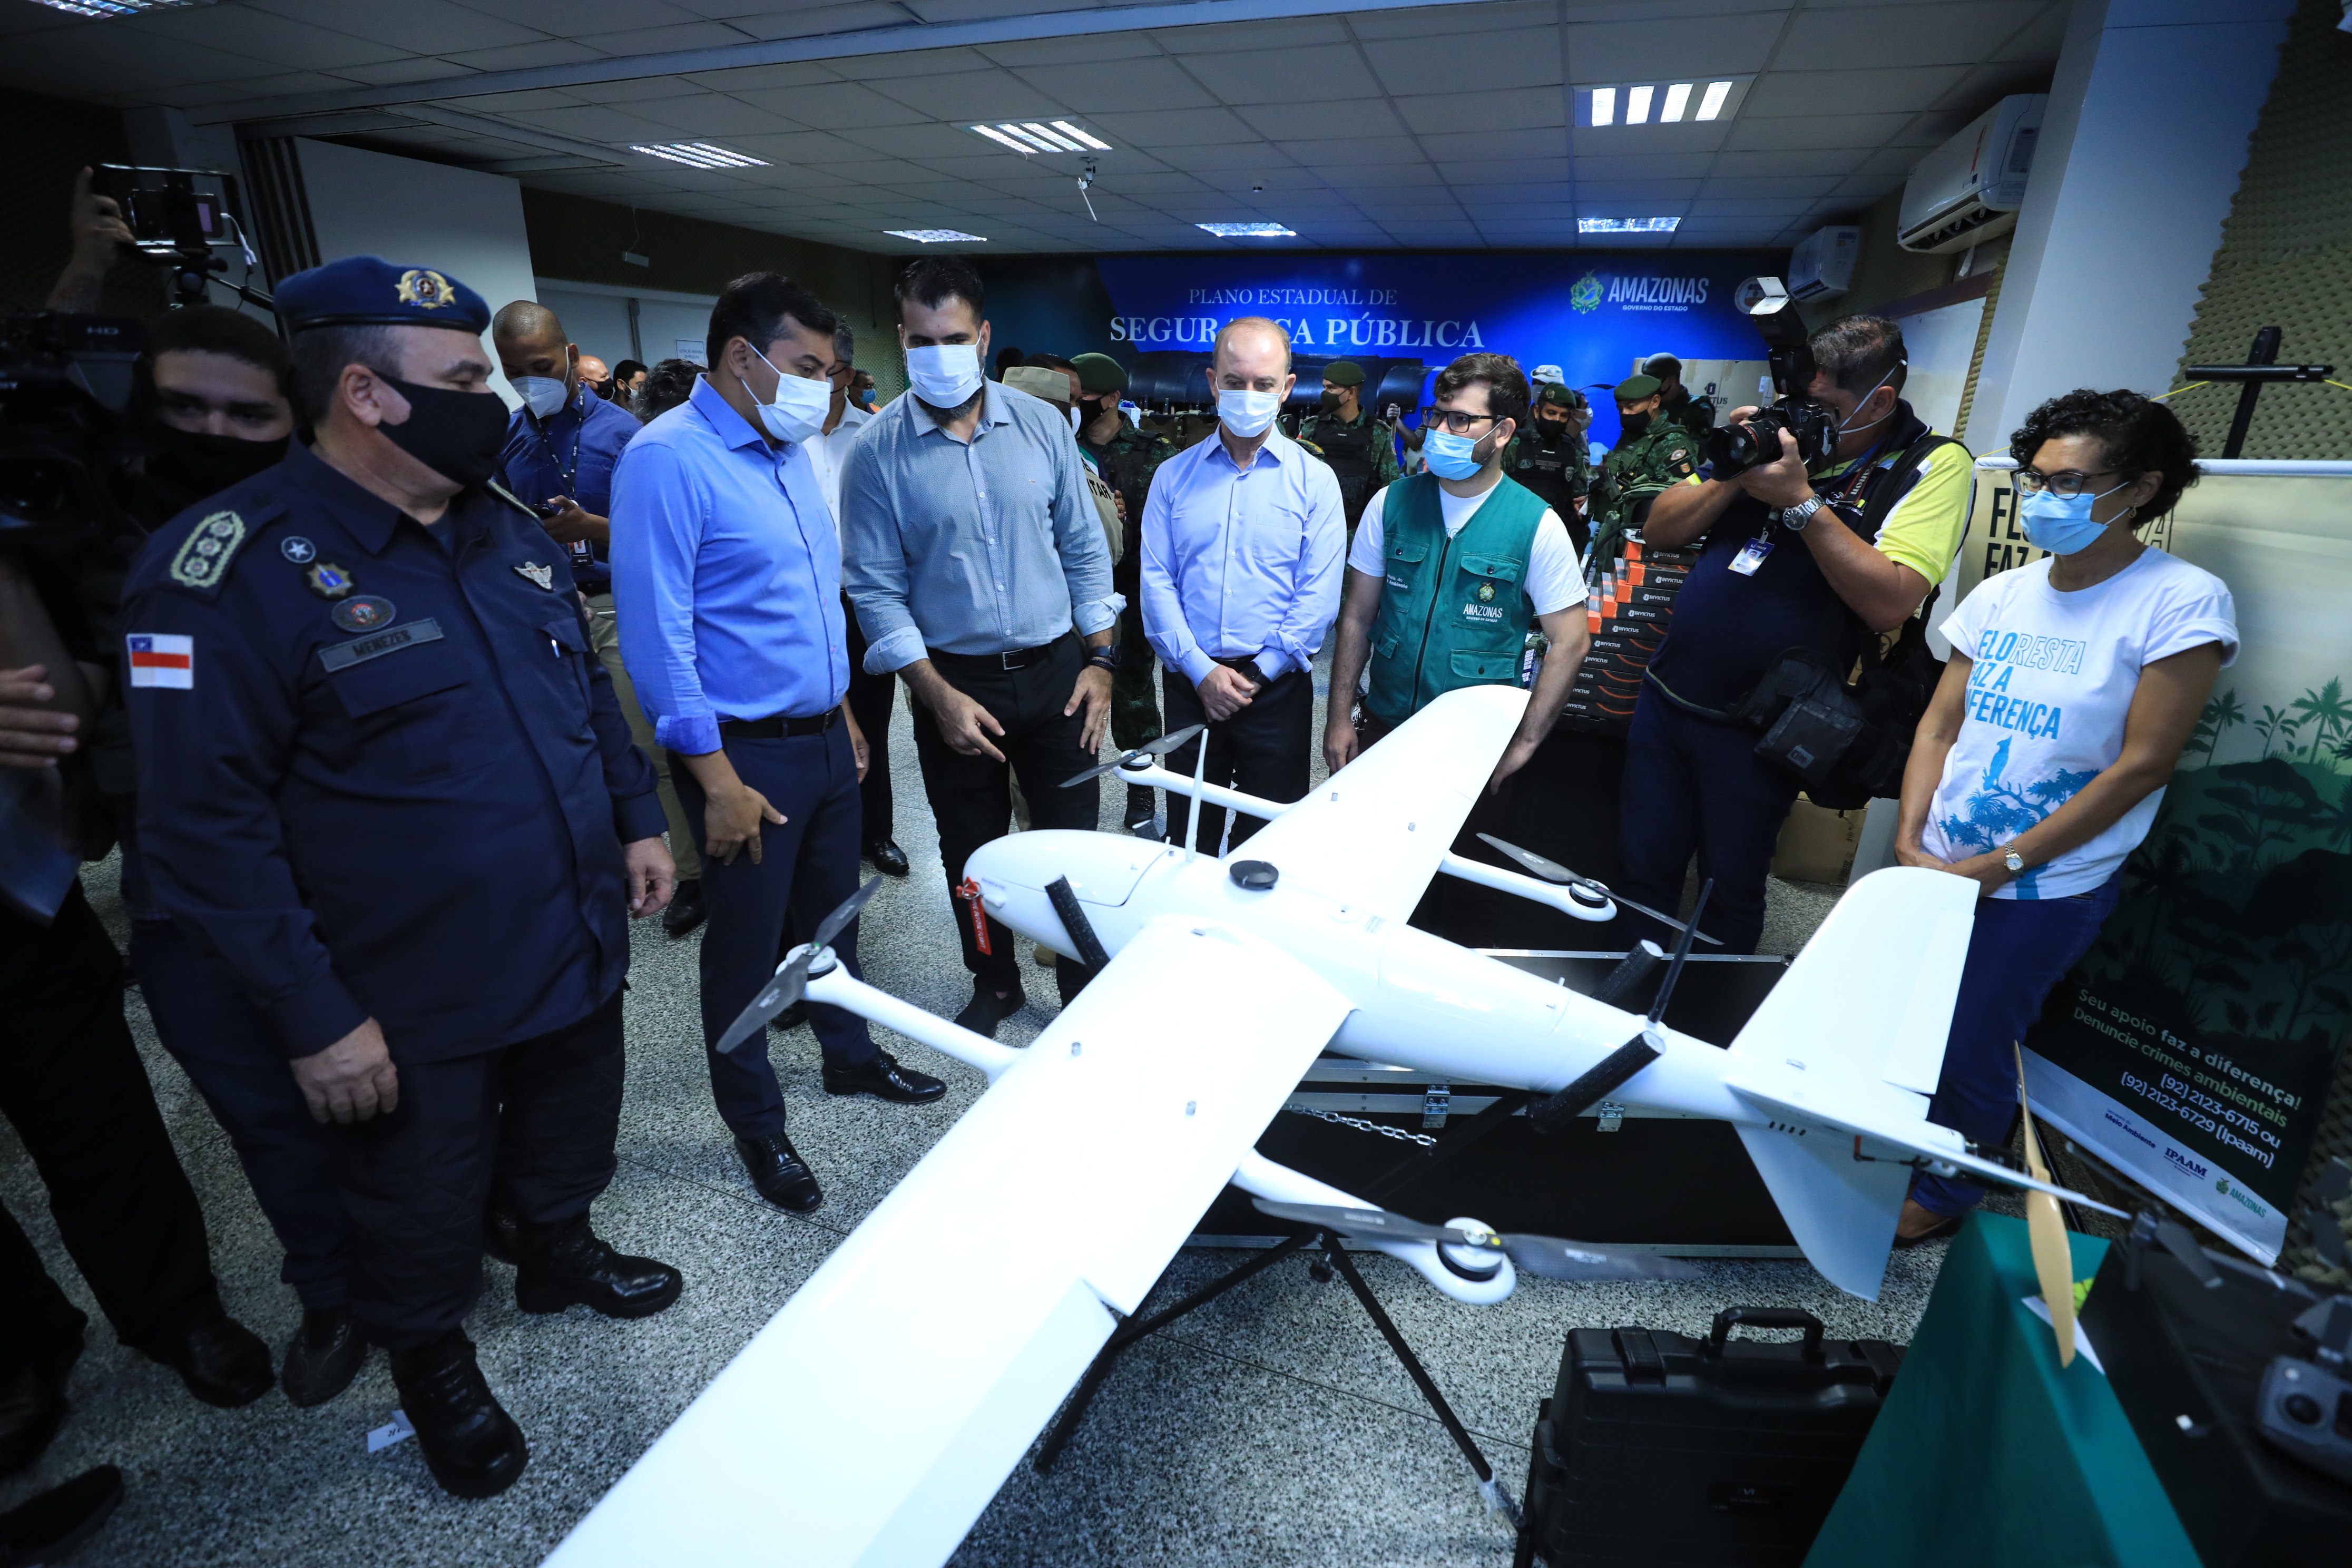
[121,257,683,1501]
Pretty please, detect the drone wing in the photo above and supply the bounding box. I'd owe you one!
[1241,683,1528,926]
[545,916,1355,1568]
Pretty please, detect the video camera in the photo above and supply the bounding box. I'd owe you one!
[90,164,269,310]
[1703,277,1838,479]
[0,312,148,542]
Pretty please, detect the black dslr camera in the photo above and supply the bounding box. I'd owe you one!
[1703,277,1838,479]
[0,312,148,541]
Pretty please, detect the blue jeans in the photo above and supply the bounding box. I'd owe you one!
[1910,871,2125,1216]
[671,721,877,1140]
[132,916,354,1310]
[1616,692,1802,956]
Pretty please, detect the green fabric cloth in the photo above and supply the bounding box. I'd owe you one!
[1364,473,1546,724]
[1805,1213,2198,1568]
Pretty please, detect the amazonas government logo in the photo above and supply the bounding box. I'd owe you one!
[1570,272,1602,315]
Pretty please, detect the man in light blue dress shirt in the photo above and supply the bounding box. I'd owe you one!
[612,272,943,1217]
[840,258,1118,1036]
[1141,318,1344,852]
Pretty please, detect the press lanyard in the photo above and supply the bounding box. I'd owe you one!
[533,388,585,494]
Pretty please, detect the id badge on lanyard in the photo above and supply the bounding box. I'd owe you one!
[1730,535,1772,576]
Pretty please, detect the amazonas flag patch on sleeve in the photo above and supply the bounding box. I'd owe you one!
[126,633,194,689]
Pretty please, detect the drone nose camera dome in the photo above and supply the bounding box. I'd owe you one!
[1229,860,1279,890]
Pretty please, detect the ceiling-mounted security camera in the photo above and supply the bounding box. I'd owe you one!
[1079,156,1100,223]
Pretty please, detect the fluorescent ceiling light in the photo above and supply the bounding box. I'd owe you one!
[1198,222,1297,238]
[1579,216,1681,233]
[631,141,769,170]
[1580,81,1744,128]
[886,229,986,243]
[969,122,1113,155]
[28,0,212,12]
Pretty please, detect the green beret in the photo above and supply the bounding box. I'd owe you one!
[1071,352,1127,394]
[1322,360,1365,387]
[1614,374,1662,401]
[1536,383,1578,409]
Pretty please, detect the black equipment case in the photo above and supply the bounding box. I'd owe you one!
[1513,1307,1903,1568]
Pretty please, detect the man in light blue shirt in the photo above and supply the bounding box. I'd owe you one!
[839,257,1118,1036]
[612,272,943,1217]
[1141,317,1344,852]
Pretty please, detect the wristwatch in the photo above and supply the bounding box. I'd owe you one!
[2003,847,2026,875]
[1778,494,1825,532]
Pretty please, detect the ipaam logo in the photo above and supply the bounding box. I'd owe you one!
[2163,1146,2210,1181]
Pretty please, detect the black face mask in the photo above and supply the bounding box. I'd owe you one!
[1320,390,1347,410]
[1619,411,1652,440]
[152,425,288,501]
[378,376,510,487]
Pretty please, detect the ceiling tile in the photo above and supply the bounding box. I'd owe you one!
[1089,106,1260,147]
[132,7,413,71]
[1234,100,1406,140]
[330,58,486,87]
[1698,174,1840,200]
[1433,158,1573,188]
[1417,128,1569,162]
[1148,16,1351,52]
[1990,1,2071,62]
[1723,112,1915,151]
[625,93,810,137]
[1361,28,1565,95]
[1277,135,1425,166]
[1704,147,1870,178]
[838,44,1002,79]
[573,21,761,55]
[1396,87,1565,136]
[680,62,845,93]
[1779,2,2044,70]
[444,40,613,74]
[1560,12,1786,81]
[463,0,710,28]
[869,69,1069,119]
[1572,151,1720,180]
[1347,1,1558,40]
[1015,56,1219,112]
[1743,66,1973,117]
[832,123,989,159]
[1160,143,1301,172]
[245,0,542,53]
[1572,178,1706,202]
[1570,121,1732,156]
[978,33,1164,67]
[1682,198,1816,217]
[1178,43,1381,105]
[729,81,934,125]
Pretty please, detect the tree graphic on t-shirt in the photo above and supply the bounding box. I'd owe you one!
[1936,738,2099,854]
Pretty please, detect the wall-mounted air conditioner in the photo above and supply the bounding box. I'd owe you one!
[1897,94,2047,254]
[1788,225,1860,299]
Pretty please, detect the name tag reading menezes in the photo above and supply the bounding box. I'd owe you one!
[319,618,445,673]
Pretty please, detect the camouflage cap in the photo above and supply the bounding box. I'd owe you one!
[1321,359,1365,387]
[1071,352,1128,394]
[1614,373,1662,401]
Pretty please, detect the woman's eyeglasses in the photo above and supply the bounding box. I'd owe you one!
[2013,467,2121,498]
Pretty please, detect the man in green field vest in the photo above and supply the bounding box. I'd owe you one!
[1322,351,1589,792]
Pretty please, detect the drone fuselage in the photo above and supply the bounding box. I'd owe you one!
[969,830,1752,1130]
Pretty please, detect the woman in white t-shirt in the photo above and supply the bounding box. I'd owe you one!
[1891,390,2238,1241]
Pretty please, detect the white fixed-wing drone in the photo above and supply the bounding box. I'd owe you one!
[547,684,2120,1568]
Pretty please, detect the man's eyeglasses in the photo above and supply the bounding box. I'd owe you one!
[1424,408,1503,435]
[2014,467,2122,498]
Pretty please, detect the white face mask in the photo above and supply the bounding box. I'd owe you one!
[1218,387,1282,439]
[905,343,984,409]
[748,345,832,445]
[512,375,569,419]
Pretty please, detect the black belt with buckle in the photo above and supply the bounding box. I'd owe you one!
[928,632,1072,672]
[719,707,840,740]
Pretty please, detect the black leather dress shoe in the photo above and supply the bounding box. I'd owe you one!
[662,878,707,937]
[1123,784,1158,831]
[953,979,1027,1038]
[280,1306,367,1408]
[863,838,911,877]
[387,1331,526,1500]
[769,1000,809,1033]
[483,1205,521,1266]
[143,1314,272,1409]
[736,1133,822,1213]
[823,1050,946,1104]
[0,1465,122,1562]
[0,1336,81,1478]
[514,1216,683,1319]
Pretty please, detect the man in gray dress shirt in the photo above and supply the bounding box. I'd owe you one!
[840,258,1118,1036]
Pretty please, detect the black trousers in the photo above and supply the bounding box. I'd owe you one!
[908,633,1100,981]
[1161,666,1314,855]
[843,594,895,846]
[671,721,877,1140]
[0,880,223,1359]
[329,992,626,1349]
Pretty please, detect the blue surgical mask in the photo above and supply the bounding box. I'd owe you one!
[1217,387,1281,439]
[2019,481,2131,555]
[1424,428,1485,481]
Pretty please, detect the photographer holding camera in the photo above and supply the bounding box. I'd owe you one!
[1618,313,1972,954]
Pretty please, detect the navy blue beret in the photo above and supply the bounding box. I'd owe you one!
[274,256,491,335]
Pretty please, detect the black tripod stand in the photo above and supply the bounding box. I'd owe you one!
[1032,1090,1537,1522]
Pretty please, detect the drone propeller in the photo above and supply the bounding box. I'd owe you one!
[1249,1199,1699,1283]
[1475,834,1722,946]
[1060,723,1207,788]
[713,877,886,1054]
[2015,1043,2079,1367]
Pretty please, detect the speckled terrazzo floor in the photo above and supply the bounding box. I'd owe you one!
[0,656,1946,1567]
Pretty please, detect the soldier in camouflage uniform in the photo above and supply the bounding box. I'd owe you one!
[1293,358,1402,538]
[1503,381,1595,556]
[1072,352,1178,830]
[1589,373,1703,565]
[1644,353,1717,442]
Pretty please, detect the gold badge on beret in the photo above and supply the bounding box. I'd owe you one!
[396,269,455,310]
